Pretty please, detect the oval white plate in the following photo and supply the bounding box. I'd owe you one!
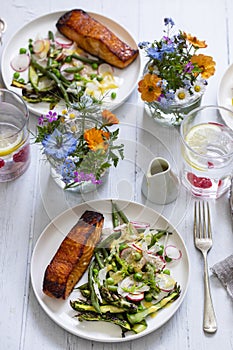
[1,11,141,115]
[217,63,233,129]
[30,199,190,342]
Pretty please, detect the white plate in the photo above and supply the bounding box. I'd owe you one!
[30,199,190,342]
[217,63,233,129]
[1,11,141,116]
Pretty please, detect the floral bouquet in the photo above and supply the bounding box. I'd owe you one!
[138,18,216,125]
[35,95,124,190]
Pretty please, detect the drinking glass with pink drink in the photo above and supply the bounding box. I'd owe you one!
[180,105,233,199]
[0,88,30,182]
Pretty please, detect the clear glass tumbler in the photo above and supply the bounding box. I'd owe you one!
[0,88,30,182]
[180,105,233,199]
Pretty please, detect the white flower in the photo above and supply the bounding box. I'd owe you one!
[191,80,206,96]
[175,88,191,104]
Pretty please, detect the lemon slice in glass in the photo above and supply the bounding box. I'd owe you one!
[184,123,221,170]
[0,127,24,157]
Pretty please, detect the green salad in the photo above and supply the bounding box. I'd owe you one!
[10,31,119,109]
[70,202,182,337]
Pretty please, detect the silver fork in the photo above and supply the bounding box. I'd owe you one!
[194,201,217,333]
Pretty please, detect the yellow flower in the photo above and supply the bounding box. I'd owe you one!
[138,73,162,102]
[69,113,76,119]
[84,128,110,151]
[191,54,216,79]
[183,32,207,48]
[102,109,119,125]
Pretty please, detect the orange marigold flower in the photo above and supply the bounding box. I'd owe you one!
[183,32,207,48]
[138,73,162,102]
[84,128,110,151]
[191,54,216,79]
[102,109,119,125]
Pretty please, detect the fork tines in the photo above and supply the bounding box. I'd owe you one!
[194,201,212,240]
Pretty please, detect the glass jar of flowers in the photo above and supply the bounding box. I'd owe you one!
[138,18,216,126]
[35,95,124,193]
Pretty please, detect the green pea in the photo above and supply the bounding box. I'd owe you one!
[163,269,170,275]
[127,265,134,274]
[111,92,117,99]
[74,74,82,81]
[90,73,97,80]
[19,48,27,54]
[144,293,153,302]
[65,56,72,63]
[93,268,99,276]
[97,76,103,82]
[13,72,20,79]
[92,62,98,70]
[134,272,143,281]
[133,252,142,261]
[18,78,25,83]
[106,277,115,285]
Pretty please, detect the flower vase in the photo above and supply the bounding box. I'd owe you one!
[45,115,111,193]
[144,94,202,126]
[49,159,109,193]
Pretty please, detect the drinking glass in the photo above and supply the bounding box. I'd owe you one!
[180,105,233,199]
[0,88,30,182]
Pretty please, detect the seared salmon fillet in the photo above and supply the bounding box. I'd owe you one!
[43,210,104,299]
[56,9,139,68]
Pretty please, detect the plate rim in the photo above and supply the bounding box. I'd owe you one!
[217,62,233,129]
[1,10,141,116]
[30,198,190,343]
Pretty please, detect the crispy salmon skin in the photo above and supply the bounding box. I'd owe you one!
[43,210,104,299]
[56,9,139,68]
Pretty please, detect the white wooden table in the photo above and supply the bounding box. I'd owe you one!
[1,1,233,349]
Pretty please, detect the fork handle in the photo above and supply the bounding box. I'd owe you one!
[203,253,217,333]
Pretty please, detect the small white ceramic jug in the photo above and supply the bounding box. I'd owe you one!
[141,157,180,204]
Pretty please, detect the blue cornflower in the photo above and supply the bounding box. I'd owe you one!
[138,41,150,49]
[164,18,175,27]
[147,47,163,60]
[183,78,192,89]
[158,96,170,107]
[60,158,76,184]
[42,129,77,160]
[161,42,175,54]
[165,89,175,101]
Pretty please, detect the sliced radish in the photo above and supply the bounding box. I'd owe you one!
[10,54,30,72]
[165,245,182,260]
[126,292,144,302]
[127,242,143,252]
[33,39,45,54]
[144,253,166,271]
[98,63,114,75]
[130,221,150,229]
[120,247,132,259]
[156,273,176,292]
[55,36,73,48]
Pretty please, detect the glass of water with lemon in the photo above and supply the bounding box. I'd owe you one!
[0,88,30,181]
[180,105,233,199]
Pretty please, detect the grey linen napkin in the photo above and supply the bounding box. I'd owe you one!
[211,254,233,298]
